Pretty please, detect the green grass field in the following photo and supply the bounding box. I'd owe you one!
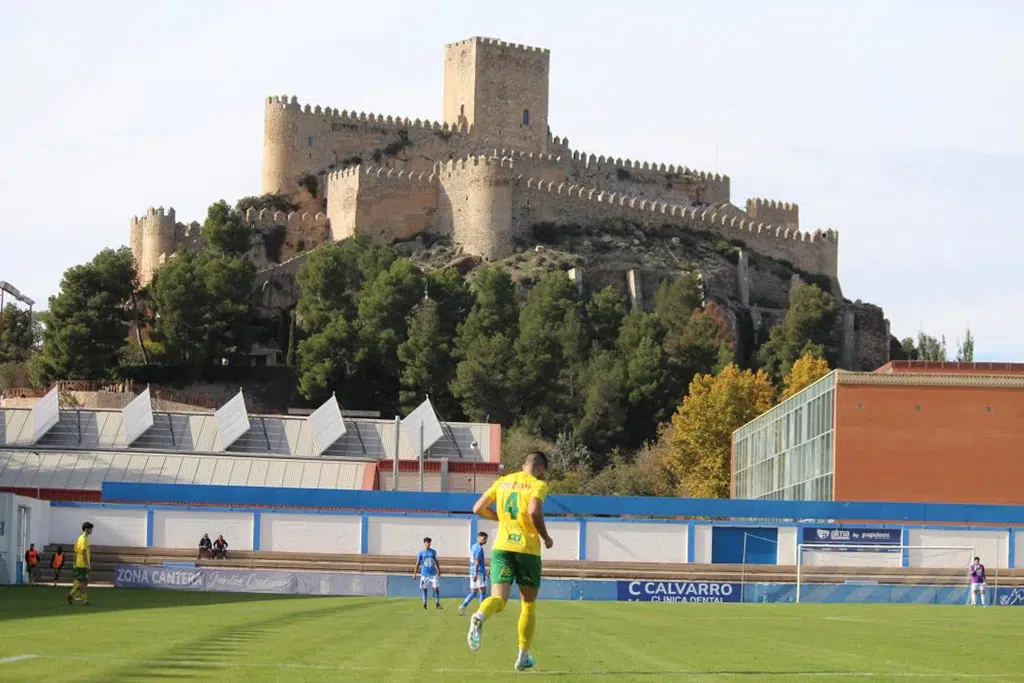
[0,587,1020,682]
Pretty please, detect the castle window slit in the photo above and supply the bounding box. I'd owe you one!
[522,109,529,125]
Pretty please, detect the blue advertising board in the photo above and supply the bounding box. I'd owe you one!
[802,527,901,552]
[997,588,1024,607]
[617,580,741,603]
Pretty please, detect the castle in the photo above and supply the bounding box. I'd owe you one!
[131,36,838,290]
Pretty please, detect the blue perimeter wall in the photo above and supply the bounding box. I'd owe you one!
[102,482,1024,525]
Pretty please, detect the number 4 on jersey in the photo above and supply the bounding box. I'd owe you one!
[504,491,520,518]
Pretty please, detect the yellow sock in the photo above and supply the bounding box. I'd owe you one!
[70,580,79,597]
[478,595,506,619]
[517,600,537,651]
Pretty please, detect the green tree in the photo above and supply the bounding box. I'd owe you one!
[453,265,518,358]
[296,316,357,400]
[202,200,251,256]
[398,299,453,413]
[449,333,517,425]
[30,247,139,385]
[235,193,299,214]
[295,242,365,331]
[0,304,40,363]
[916,332,947,361]
[574,350,628,457]
[654,272,703,337]
[898,337,919,360]
[426,267,475,341]
[585,286,627,351]
[617,312,673,446]
[757,283,838,382]
[956,327,975,362]
[675,309,725,381]
[666,364,776,498]
[149,250,253,364]
[513,271,585,435]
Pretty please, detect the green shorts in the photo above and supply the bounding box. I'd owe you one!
[73,567,89,582]
[491,549,542,589]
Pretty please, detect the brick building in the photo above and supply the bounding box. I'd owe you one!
[731,362,1024,505]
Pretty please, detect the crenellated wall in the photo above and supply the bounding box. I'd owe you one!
[261,95,475,197]
[511,178,838,278]
[746,198,799,232]
[242,207,331,270]
[131,207,178,285]
[326,165,440,244]
[438,155,517,259]
[568,152,731,206]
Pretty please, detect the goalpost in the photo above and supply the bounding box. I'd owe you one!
[796,544,976,604]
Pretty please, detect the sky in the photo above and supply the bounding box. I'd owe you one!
[1,0,1021,360]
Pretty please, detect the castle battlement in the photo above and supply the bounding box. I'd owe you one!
[242,207,329,227]
[438,154,515,174]
[569,151,727,184]
[445,36,549,54]
[265,95,471,135]
[327,164,439,186]
[131,206,175,226]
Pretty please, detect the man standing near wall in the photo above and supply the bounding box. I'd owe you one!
[466,451,553,672]
[969,556,987,607]
[459,531,489,616]
[414,537,443,610]
[66,521,93,605]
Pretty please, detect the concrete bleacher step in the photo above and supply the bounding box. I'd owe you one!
[39,545,1024,587]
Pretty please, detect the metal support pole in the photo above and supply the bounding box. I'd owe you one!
[392,416,400,492]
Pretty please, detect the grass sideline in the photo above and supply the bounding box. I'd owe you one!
[0,587,1020,682]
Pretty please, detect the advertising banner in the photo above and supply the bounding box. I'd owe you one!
[802,527,901,552]
[617,580,741,603]
[998,588,1024,607]
[114,564,387,597]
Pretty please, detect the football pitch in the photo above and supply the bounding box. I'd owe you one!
[0,587,1019,682]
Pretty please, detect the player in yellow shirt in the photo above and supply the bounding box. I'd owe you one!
[467,451,553,672]
[65,521,93,605]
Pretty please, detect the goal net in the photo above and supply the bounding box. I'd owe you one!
[796,544,976,604]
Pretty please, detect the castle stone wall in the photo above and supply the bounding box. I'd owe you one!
[261,96,474,197]
[243,208,331,270]
[131,207,178,285]
[568,153,731,206]
[746,198,799,232]
[445,38,550,152]
[511,179,838,278]
[439,156,516,260]
[327,166,439,245]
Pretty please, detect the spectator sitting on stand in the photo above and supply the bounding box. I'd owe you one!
[198,533,213,560]
[213,535,229,560]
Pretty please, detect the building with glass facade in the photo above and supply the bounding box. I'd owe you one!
[732,362,1024,504]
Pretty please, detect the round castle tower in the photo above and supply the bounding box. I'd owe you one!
[130,207,177,285]
[439,155,517,260]
[262,95,308,198]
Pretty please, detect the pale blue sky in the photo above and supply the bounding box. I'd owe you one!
[1,1,1021,360]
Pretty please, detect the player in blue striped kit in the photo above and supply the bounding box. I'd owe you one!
[459,531,489,616]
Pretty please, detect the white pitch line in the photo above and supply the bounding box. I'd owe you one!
[0,655,37,664]
[25,654,1021,679]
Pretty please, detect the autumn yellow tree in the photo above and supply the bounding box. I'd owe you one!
[779,352,832,401]
[666,364,775,498]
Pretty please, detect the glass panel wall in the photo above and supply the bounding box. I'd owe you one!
[732,372,836,500]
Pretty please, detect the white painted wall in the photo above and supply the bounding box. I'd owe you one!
[477,519,580,561]
[907,529,1008,568]
[260,513,361,554]
[586,521,686,563]
[153,510,254,550]
[366,516,469,560]
[776,526,797,565]
[1015,531,1024,570]
[800,549,901,568]
[692,524,712,564]
[50,506,143,547]
[0,494,53,584]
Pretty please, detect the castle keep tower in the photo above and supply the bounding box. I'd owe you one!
[131,207,177,285]
[444,38,550,153]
